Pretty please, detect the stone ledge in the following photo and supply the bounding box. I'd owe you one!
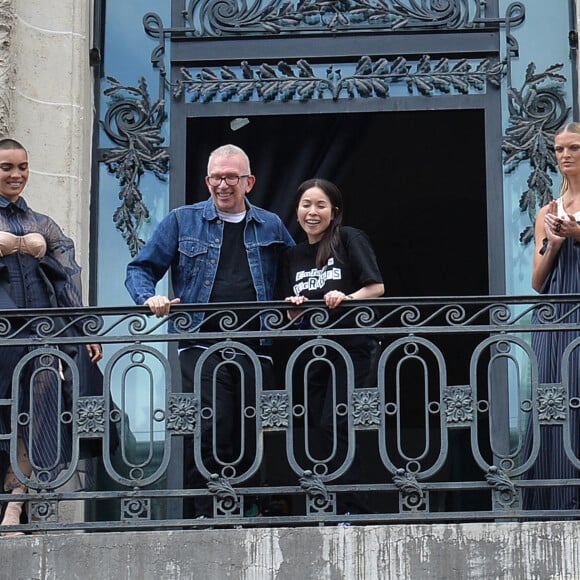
[0,521,578,579]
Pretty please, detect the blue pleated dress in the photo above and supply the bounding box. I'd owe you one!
[524,201,580,510]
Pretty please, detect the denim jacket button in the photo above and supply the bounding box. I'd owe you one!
[215,238,220,243]
[204,280,211,286]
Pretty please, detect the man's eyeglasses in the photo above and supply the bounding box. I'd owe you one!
[207,174,250,187]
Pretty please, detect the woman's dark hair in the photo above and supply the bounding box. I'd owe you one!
[295,178,343,268]
[0,138,26,151]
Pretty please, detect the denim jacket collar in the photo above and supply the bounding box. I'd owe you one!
[201,197,265,224]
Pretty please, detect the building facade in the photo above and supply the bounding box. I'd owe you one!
[1,0,576,302]
[0,0,94,294]
[0,4,580,575]
[0,0,575,492]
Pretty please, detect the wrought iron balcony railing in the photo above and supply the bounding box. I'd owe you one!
[0,294,578,533]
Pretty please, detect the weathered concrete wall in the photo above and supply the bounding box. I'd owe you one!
[0,0,14,137]
[1,521,579,580]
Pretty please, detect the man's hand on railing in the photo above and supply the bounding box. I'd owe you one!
[144,295,182,317]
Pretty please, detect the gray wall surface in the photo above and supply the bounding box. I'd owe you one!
[1,521,578,580]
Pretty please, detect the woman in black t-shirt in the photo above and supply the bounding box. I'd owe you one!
[283,179,383,311]
[281,178,384,514]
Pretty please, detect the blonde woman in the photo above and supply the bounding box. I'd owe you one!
[526,122,580,510]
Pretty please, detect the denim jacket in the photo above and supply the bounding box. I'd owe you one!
[125,197,295,328]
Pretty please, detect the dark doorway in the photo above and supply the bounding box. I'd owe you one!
[186,109,489,299]
[186,109,491,512]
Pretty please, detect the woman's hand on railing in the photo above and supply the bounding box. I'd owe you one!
[285,295,308,320]
[86,343,103,363]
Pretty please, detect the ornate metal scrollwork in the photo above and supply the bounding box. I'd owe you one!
[443,386,473,424]
[76,397,106,434]
[184,0,480,37]
[299,470,329,499]
[536,384,567,423]
[261,391,289,428]
[175,55,505,102]
[485,466,517,508]
[29,499,58,523]
[166,394,197,433]
[393,468,425,510]
[207,473,241,515]
[101,77,170,257]
[299,470,335,513]
[502,63,570,245]
[121,497,151,520]
[102,0,569,260]
[352,388,381,427]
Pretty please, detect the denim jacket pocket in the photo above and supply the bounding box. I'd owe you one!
[178,239,208,285]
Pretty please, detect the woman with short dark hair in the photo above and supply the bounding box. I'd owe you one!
[0,139,103,535]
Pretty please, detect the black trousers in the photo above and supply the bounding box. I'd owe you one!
[293,335,379,514]
[180,345,274,517]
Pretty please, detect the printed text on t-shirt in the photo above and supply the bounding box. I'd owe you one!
[293,259,342,295]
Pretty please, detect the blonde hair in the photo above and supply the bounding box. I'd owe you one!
[555,123,580,196]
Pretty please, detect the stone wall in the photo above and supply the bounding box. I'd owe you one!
[10,0,94,299]
[0,0,14,138]
[1,521,579,579]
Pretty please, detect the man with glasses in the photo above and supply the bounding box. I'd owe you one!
[125,144,294,519]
